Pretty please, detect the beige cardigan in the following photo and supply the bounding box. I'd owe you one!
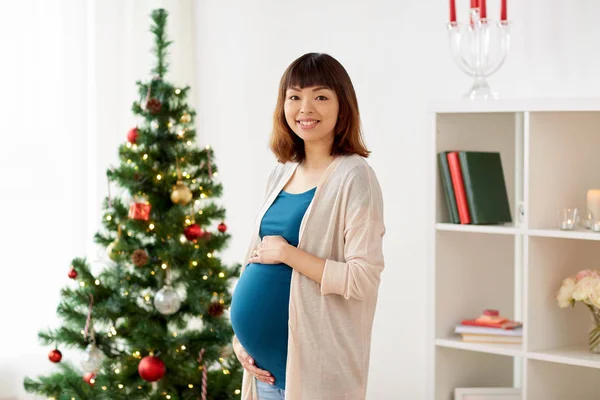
[233,154,386,400]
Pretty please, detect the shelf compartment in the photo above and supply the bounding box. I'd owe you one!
[435,231,515,339]
[528,111,600,230]
[435,347,515,400]
[527,359,600,400]
[526,236,600,352]
[435,112,517,224]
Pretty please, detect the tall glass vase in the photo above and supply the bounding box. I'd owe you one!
[447,9,510,100]
[587,305,600,353]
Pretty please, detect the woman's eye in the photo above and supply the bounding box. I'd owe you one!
[316,95,328,100]
[288,95,300,100]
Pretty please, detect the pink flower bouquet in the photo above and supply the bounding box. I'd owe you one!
[556,269,600,353]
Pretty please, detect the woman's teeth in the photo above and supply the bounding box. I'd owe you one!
[298,120,318,127]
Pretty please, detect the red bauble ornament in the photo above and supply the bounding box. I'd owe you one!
[184,224,203,241]
[138,355,166,382]
[218,222,227,233]
[146,98,162,114]
[68,267,77,279]
[128,202,151,221]
[83,372,97,386]
[127,127,138,144]
[48,349,62,363]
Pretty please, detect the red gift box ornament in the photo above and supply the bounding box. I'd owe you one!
[129,201,151,221]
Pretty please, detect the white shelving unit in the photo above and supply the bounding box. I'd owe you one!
[427,98,600,400]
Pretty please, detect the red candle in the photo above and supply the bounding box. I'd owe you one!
[449,0,457,23]
[470,0,479,8]
[480,0,487,18]
[501,0,507,21]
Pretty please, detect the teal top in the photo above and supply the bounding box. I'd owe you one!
[230,187,316,390]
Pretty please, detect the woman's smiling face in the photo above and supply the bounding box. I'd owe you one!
[284,86,339,145]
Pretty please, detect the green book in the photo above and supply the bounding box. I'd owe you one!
[457,151,512,225]
[438,151,460,224]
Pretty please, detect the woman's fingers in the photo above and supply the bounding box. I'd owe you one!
[242,357,275,383]
[245,362,271,378]
[237,350,275,384]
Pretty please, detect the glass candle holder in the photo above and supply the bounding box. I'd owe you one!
[558,208,578,230]
[585,209,593,229]
[447,9,510,99]
[591,219,600,232]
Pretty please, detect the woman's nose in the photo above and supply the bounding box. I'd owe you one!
[300,98,314,114]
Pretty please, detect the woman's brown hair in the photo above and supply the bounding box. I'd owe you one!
[270,53,370,163]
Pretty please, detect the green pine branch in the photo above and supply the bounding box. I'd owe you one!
[149,9,172,78]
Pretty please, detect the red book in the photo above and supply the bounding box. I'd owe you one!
[461,319,522,329]
[447,152,471,224]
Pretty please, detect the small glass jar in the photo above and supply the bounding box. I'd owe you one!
[557,208,578,230]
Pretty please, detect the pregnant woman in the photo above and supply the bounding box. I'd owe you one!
[230,52,386,400]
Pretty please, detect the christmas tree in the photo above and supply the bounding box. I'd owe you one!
[24,9,242,400]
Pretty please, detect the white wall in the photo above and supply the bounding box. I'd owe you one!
[192,1,600,398]
[0,0,88,397]
[4,0,600,399]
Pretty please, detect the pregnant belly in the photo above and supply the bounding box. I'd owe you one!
[230,263,292,367]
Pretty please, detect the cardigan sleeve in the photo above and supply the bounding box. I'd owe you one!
[320,164,386,300]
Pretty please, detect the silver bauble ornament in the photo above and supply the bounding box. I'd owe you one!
[81,343,105,373]
[154,285,181,315]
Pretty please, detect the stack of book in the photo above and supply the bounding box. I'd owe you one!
[455,309,523,344]
[438,150,512,225]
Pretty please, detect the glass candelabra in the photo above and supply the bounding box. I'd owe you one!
[447,9,510,100]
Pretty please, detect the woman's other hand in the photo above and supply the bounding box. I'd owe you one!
[234,344,275,385]
[248,235,289,265]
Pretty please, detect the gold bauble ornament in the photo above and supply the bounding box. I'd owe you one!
[107,238,123,261]
[171,181,193,205]
[180,113,191,124]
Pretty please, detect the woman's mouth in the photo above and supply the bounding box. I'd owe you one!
[297,119,320,129]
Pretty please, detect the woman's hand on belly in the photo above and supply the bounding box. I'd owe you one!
[248,235,290,265]
[234,342,275,385]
